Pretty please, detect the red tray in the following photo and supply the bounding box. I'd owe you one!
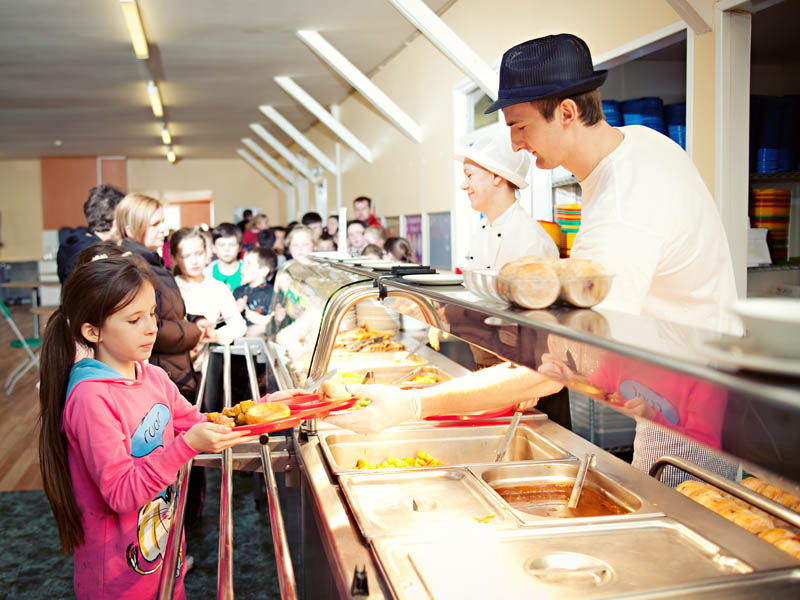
[229,395,358,435]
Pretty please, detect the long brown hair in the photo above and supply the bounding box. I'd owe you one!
[169,226,207,277]
[39,252,153,555]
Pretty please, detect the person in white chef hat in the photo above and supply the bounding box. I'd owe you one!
[456,124,558,270]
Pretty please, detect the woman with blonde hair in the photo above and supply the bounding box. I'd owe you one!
[115,193,209,527]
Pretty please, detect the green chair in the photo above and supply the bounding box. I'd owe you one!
[1,299,41,395]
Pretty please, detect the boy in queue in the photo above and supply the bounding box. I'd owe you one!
[234,246,278,337]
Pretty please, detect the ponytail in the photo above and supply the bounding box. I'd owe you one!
[38,308,85,554]
[38,249,153,555]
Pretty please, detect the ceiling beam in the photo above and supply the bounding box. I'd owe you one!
[237,149,290,193]
[297,30,423,144]
[241,137,294,183]
[258,105,338,175]
[249,122,318,181]
[667,0,712,34]
[274,76,373,163]
[387,0,498,100]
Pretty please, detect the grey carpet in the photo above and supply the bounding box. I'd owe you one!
[0,469,280,599]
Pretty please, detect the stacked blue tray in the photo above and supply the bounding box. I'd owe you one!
[665,102,686,149]
[602,100,623,126]
[751,95,800,173]
[621,97,666,134]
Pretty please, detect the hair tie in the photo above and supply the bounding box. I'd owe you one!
[91,254,108,262]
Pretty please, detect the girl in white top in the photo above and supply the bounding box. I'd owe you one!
[455,125,558,270]
[170,227,246,364]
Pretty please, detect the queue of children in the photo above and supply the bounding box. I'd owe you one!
[43,189,413,598]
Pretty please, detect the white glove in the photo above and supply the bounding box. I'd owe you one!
[324,384,421,434]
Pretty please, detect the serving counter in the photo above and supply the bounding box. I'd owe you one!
[180,257,800,599]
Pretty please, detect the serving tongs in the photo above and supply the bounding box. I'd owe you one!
[568,453,595,509]
[302,368,338,393]
[494,410,523,462]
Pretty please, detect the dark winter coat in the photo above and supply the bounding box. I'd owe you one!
[56,227,100,284]
[122,239,202,399]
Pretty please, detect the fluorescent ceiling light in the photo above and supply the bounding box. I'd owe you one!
[119,0,149,59]
[160,123,171,145]
[166,146,176,163]
[147,81,163,118]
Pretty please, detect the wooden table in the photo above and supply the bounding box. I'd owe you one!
[0,280,61,338]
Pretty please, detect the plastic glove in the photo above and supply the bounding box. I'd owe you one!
[325,384,421,434]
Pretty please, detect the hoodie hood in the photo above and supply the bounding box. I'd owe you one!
[67,358,139,398]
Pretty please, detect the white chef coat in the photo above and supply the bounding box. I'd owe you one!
[466,201,559,270]
[572,125,740,334]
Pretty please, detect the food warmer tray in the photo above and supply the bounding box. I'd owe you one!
[371,518,755,600]
[338,468,515,539]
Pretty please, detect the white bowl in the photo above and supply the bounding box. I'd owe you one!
[730,297,800,358]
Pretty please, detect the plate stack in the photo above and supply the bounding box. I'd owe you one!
[621,97,666,134]
[554,203,581,257]
[665,102,686,149]
[751,188,791,263]
[355,299,400,332]
[602,100,623,126]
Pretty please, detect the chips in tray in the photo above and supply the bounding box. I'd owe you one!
[355,451,444,470]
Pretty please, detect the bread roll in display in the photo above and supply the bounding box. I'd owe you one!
[556,258,611,308]
[497,260,560,309]
[677,479,800,560]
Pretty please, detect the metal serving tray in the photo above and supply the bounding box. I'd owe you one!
[338,468,514,539]
[469,461,661,527]
[371,518,753,600]
[332,365,452,388]
[318,423,569,474]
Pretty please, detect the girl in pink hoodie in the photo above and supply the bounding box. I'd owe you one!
[38,251,253,599]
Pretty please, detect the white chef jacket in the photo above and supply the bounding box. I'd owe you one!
[466,201,559,270]
[571,125,740,334]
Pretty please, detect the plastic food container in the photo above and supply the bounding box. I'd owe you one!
[496,257,613,309]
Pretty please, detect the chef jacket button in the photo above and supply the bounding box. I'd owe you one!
[497,233,501,237]
[469,256,473,260]
[486,266,491,269]
[482,225,486,229]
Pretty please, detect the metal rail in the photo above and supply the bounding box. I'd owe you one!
[259,434,299,599]
[158,349,212,599]
[650,455,800,529]
[217,345,234,599]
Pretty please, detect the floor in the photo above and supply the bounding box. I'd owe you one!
[0,303,43,491]
[0,304,280,598]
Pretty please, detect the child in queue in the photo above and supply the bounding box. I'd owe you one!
[234,246,277,337]
[38,254,253,599]
[171,226,247,363]
[204,222,242,291]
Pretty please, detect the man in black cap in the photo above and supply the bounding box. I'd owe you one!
[488,34,738,335]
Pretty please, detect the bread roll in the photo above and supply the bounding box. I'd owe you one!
[740,477,800,511]
[775,535,800,560]
[557,258,611,307]
[321,379,351,401]
[759,528,793,545]
[244,402,290,425]
[498,261,560,309]
[741,477,767,494]
[677,480,709,498]
[729,508,774,534]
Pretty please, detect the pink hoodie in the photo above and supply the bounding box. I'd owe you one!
[63,358,205,599]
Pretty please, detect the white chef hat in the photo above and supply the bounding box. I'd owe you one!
[454,124,531,189]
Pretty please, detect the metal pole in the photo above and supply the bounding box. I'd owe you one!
[156,461,192,600]
[217,345,234,599]
[259,434,299,599]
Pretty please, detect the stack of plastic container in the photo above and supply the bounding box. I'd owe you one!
[621,97,666,134]
[554,203,581,257]
[751,188,791,263]
[665,102,686,149]
[602,100,623,126]
[568,392,636,450]
[755,96,784,173]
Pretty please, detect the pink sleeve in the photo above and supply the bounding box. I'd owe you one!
[65,386,199,515]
